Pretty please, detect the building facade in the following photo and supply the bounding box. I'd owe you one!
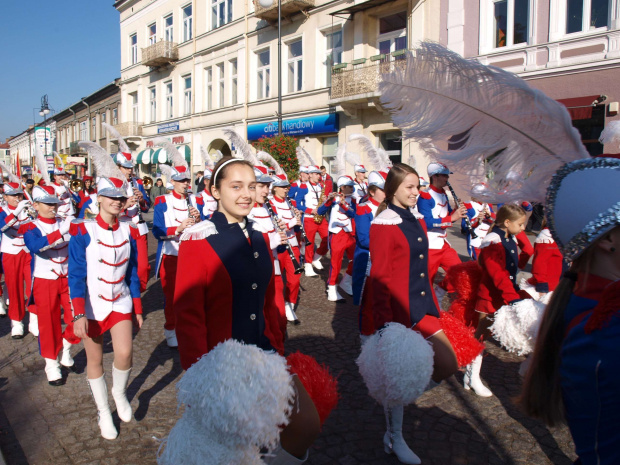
[443,0,620,155]
[114,0,442,176]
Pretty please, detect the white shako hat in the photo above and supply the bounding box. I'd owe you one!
[271,173,290,188]
[254,165,273,184]
[204,168,213,180]
[336,175,356,188]
[53,166,68,176]
[4,182,24,195]
[545,157,620,260]
[354,164,367,173]
[368,170,388,189]
[113,152,134,169]
[32,185,60,204]
[170,165,191,181]
[97,177,130,198]
[427,162,452,177]
[307,165,322,174]
[299,166,309,173]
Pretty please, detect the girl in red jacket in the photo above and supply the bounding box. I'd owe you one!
[524,219,564,298]
[369,163,458,464]
[468,204,529,397]
[174,157,320,464]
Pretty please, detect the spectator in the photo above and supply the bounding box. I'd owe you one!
[150,178,167,203]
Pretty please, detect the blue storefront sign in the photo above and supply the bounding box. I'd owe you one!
[247,113,339,140]
[158,121,180,134]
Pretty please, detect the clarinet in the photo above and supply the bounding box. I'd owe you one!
[446,181,477,239]
[131,178,146,224]
[184,188,198,221]
[264,201,303,275]
[285,197,311,246]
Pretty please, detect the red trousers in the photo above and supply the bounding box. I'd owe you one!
[277,246,301,304]
[160,254,178,330]
[428,243,462,291]
[3,251,35,321]
[274,274,286,338]
[327,231,355,285]
[33,277,79,359]
[303,217,328,263]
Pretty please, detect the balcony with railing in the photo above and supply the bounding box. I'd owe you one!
[114,122,143,138]
[330,50,408,104]
[141,41,179,68]
[253,0,314,22]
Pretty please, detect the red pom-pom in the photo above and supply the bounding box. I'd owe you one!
[286,352,339,426]
[445,261,482,327]
[439,311,484,367]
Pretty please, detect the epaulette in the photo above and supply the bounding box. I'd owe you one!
[69,218,93,236]
[418,191,432,200]
[356,204,372,216]
[195,195,204,205]
[18,221,37,235]
[479,232,502,249]
[371,208,402,225]
[180,220,218,241]
[154,195,167,206]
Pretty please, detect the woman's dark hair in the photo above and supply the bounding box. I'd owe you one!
[209,157,254,197]
[495,204,526,225]
[519,247,595,426]
[376,163,419,215]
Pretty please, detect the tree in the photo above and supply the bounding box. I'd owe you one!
[252,135,299,182]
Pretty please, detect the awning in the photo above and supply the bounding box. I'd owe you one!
[139,146,191,165]
[330,0,397,16]
[557,95,600,120]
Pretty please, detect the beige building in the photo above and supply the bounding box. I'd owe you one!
[53,80,122,177]
[114,0,442,177]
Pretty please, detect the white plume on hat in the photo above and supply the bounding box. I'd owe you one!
[296,145,316,166]
[348,134,391,171]
[0,161,19,183]
[257,151,284,175]
[379,42,587,204]
[599,120,620,145]
[224,128,258,164]
[79,142,125,180]
[334,144,347,177]
[34,146,51,185]
[102,122,131,154]
[155,138,188,169]
[200,145,214,170]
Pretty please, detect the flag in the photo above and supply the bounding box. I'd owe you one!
[15,152,21,178]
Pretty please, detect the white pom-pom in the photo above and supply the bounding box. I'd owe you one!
[176,340,295,449]
[490,299,546,355]
[157,415,265,465]
[357,322,434,408]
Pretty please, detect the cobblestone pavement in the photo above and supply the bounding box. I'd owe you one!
[0,214,576,465]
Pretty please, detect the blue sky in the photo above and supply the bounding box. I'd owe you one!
[0,2,120,142]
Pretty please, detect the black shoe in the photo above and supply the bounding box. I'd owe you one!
[62,364,78,373]
[11,334,25,340]
[48,378,65,387]
[293,319,301,326]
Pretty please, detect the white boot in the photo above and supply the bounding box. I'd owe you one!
[383,406,421,464]
[263,445,308,464]
[327,285,345,302]
[164,328,178,348]
[303,263,318,277]
[311,254,324,270]
[44,358,64,386]
[0,298,6,317]
[28,313,39,337]
[60,338,75,370]
[11,320,24,339]
[463,354,493,397]
[285,302,300,325]
[87,375,118,440]
[112,365,133,423]
[339,273,353,296]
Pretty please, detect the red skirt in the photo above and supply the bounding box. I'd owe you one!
[474,297,500,315]
[412,314,443,339]
[87,311,132,339]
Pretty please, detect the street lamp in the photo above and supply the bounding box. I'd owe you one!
[258,0,283,136]
[39,95,51,157]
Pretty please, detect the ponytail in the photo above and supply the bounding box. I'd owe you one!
[376,200,389,216]
[519,251,593,425]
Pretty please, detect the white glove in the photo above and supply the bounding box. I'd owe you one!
[58,220,71,236]
[14,200,31,216]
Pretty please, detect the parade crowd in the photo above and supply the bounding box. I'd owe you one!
[2,49,620,465]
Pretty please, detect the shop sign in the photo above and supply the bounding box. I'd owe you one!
[157,121,180,134]
[146,135,186,148]
[247,113,339,140]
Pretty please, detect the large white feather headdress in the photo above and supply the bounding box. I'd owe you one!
[378,42,588,204]
[296,145,316,166]
[200,145,214,170]
[257,151,284,175]
[34,146,51,185]
[79,141,125,180]
[0,161,19,183]
[154,137,188,169]
[224,128,258,164]
[102,122,131,153]
[348,134,391,171]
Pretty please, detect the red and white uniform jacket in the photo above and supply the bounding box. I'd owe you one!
[416,185,453,250]
[270,196,299,248]
[52,182,76,218]
[527,228,564,293]
[318,194,356,234]
[352,180,368,203]
[248,203,282,275]
[68,216,143,321]
[293,182,324,219]
[464,201,495,249]
[0,205,32,255]
[22,216,72,280]
[200,189,217,218]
